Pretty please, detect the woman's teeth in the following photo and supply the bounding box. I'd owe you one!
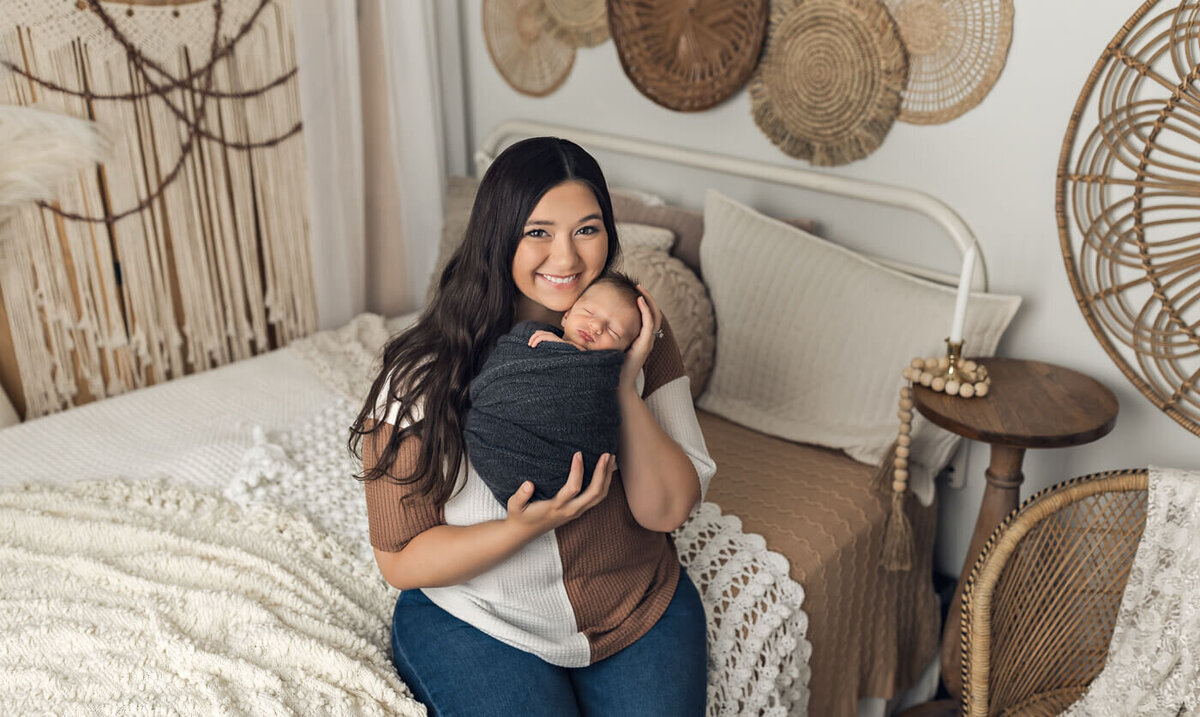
[541,273,578,285]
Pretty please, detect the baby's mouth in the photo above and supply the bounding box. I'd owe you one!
[577,329,594,344]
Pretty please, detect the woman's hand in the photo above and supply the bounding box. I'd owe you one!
[620,285,664,391]
[505,452,614,537]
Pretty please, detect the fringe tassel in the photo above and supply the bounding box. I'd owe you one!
[881,488,913,572]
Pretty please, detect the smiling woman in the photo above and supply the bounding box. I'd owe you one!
[349,136,714,716]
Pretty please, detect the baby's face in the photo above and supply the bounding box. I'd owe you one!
[561,283,641,351]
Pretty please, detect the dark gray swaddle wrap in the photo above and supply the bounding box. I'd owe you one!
[464,320,623,505]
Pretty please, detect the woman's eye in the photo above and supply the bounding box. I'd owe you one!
[525,228,548,238]
[576,225,599,236]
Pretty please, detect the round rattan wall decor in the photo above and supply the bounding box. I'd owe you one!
[537,0,610,47]
[882,0,1013,124]
[608,0,769,112]
[1057,0,1200,438]
[484,0,576,97]
[749,0,908,166]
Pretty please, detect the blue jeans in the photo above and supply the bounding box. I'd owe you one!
[390,569,707,716]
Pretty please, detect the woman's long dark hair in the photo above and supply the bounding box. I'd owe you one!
[349,137,622,506]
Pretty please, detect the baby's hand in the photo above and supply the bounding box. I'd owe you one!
[529,330,566,348]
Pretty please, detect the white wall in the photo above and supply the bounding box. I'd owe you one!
[447,0,1200,577]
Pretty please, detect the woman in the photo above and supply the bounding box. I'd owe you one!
[350,137,716,716]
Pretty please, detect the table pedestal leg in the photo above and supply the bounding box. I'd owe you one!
[939,444,1026,701]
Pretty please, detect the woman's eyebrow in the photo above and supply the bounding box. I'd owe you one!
[578,213,602,223]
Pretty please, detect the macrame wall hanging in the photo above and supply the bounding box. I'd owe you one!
[0,0,315,419]
[1057,0,1200,439]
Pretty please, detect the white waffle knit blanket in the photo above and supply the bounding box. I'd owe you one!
[0,479,425,716]
[1062,465,1200,716]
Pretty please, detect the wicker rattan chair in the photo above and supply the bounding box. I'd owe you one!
[959,468,1148,716]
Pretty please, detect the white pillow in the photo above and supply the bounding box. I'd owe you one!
[696,190,1020,505]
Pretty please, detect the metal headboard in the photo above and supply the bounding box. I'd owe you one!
[475,120,987,291]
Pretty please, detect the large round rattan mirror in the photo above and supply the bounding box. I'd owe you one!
[1057,0,1200,438]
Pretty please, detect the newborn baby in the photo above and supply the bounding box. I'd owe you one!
[464,272,642,506]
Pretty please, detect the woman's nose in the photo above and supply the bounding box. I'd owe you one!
[548,232,580,266]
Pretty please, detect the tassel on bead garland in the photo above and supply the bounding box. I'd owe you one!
[881,385,916,571]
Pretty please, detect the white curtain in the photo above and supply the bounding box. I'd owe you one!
[294,0,457,328]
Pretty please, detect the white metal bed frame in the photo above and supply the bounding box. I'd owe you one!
[476,120,988,292]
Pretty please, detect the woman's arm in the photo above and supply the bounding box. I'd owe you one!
[371,450,615,590]
[617,383,700,532]
[615,291,704,532]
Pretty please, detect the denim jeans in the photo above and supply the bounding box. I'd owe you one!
[390,569,707,716]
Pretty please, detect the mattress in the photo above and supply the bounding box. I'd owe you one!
[0,314,414,490]
[698,410,941,717]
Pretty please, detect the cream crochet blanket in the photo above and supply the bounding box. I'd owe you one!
[0,478,424,716]
[1062,465,1200,716]
[234,313,813,716]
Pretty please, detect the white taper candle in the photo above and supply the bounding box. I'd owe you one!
[949,243,977,344]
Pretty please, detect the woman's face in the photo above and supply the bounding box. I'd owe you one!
[512,180,609,323]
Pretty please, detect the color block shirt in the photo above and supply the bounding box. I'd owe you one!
[363,321,716,666]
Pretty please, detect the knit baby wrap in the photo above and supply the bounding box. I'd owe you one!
[464,320,624,505]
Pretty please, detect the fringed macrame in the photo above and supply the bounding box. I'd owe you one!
[0,0,315,418]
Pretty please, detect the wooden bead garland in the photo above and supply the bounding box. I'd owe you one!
[881,353,992,572]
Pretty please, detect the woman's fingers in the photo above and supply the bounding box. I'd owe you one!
[568,453,612,511]
[636,284,663,333]
[506,480,535,512]
[553,451,585,503]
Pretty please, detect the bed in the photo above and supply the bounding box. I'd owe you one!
[0,120,1021,716]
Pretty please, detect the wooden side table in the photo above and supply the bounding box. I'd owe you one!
[911,358,1118,702]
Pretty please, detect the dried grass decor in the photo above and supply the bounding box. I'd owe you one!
[1056,0,1200,439]
[608,0,769,112]
[484,0,576,97]
[749,0,908,166]
[883,0,1014,124]
[0,0,314,418]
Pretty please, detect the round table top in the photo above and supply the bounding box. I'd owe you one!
[911,357,1119,449]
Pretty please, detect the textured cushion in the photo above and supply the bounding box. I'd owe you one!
[615,223,715,398]
[696,190,1021,505]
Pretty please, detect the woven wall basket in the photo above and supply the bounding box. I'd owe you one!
[883,0,1013,124]
[537,0,610,47]
[749,0,908,166]
[608,0,769,112]
[484,0,576,97]
[1057,0,1200,439]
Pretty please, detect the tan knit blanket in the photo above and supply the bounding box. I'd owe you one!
[0,479,424,716]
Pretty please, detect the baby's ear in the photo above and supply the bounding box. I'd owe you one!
[560,309,569,325]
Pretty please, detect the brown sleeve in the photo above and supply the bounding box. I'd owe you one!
[362,420,445,552]
[641,316,687,399]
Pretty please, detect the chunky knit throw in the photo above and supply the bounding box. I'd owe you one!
[464,320,624,504]
[0,479,425,716]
